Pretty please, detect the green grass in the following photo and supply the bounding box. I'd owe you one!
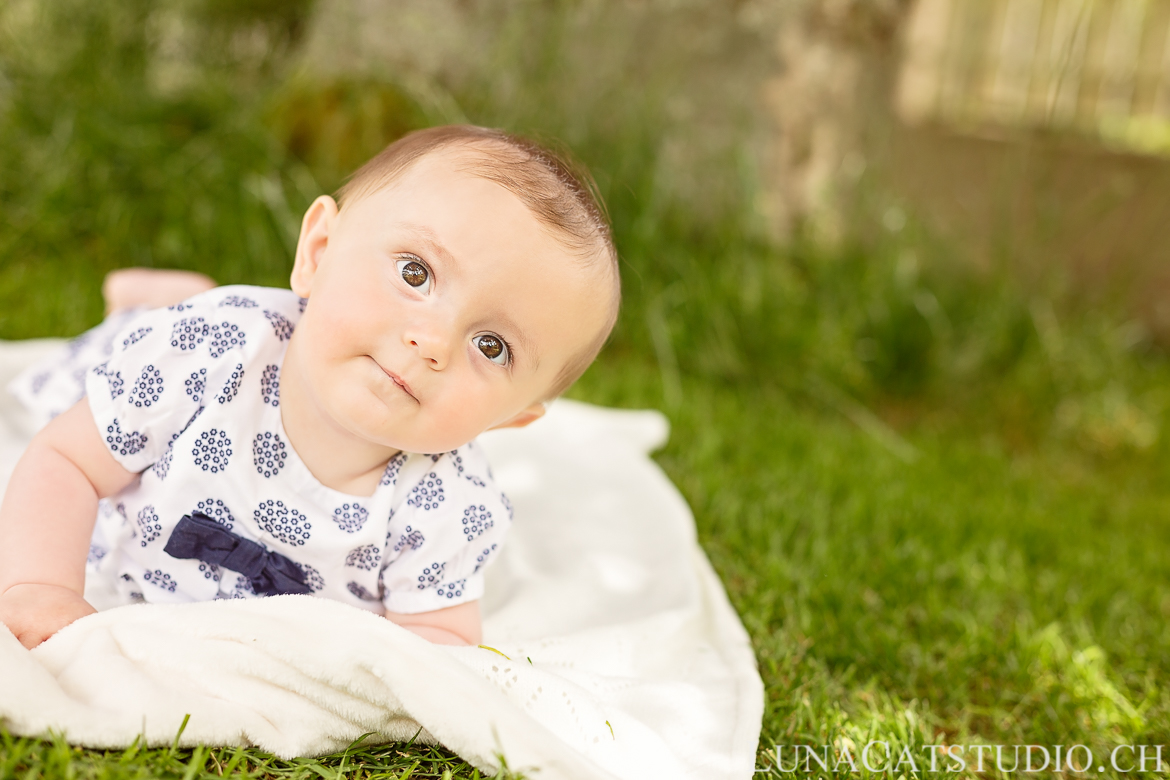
[0,728,518,779]
[575,357,1170,776]
[2,1,1169,777]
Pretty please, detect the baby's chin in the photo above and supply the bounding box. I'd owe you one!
[349,418,483,457]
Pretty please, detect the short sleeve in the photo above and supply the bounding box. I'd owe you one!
[379,444,512,614]
[84,294,244,472]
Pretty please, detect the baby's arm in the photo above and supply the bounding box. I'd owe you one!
[0,399,138,648]
[384,601,482,646]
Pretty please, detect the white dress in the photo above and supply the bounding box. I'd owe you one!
[8,285,511,615]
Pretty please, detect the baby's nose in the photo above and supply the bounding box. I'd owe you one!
[405,328,452,370]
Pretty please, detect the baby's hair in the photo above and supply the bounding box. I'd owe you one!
[336,124,620,399]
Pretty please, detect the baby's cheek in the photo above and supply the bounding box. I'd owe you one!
[425,395,495,449]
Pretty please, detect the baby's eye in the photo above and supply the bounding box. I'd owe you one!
[474,334,510,366]
[396,258,431,294]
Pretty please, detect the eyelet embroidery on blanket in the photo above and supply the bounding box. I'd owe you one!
[121,326,152,350]
[171,317,208,351]
[198,562,222,582]
[407,473,445,511]
[461,505,493,542]
[260,364,280,407]
[344,544,381,571]
[106,419,147,456]
[346,581,380,601]
[192,428,232,473]
[185,368,207,404]
[332,502,368,534]
[252,432,287,478]
[168,302,197,312]
[87,544,107,564]
[130,364,164,408]
[207,321,245,358]
[255,499,311,546]
[195,498,235,530]
[264,310,294,341]
[216,363,244,404]
[142,569,177,592]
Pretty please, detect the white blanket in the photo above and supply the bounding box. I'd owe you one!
[0,339,763,780]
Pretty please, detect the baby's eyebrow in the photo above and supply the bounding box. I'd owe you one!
[395,221,539,370]
[493,313,538,371]
[392,222,457,270]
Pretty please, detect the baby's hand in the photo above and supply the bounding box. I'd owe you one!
[0,583,96,649]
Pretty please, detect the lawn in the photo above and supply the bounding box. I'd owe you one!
[1,1,1168,778]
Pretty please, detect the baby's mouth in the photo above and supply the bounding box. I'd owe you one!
[376,361,418,401]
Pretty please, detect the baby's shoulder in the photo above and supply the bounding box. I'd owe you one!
[167,285,303,329]
[390,442,510,516]
[115,285,302,366]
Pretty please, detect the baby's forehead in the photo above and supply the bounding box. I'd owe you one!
[341,143,514,209]
[350,142,610,249]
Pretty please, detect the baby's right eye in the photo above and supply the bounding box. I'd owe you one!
[396,258,431,294]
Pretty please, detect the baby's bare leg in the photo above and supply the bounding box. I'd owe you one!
[102,268,218,315]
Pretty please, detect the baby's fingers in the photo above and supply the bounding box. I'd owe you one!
[0,583,96,649]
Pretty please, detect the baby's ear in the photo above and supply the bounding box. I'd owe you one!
[290,195,339,298]
[488,402,547,431]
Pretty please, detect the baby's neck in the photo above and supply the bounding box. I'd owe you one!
[278,344,398,498]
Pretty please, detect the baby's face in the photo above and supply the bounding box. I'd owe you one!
[286,149,610,455]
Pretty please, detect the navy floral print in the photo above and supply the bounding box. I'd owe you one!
[407,473,445,511]
[333,502,368,534]
[252,432,287,478]
[255,499,312,546]
[20,285,517,613]
[264,310,294,341]
[171,317,208,351]
[192,428,232,473]
[122,327,152,350]
[105,419,147,457]
[260,364,280,407]
[345,544,381,571]
[130,364,164,408]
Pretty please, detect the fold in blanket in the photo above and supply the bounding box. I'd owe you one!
[0,339,763,780]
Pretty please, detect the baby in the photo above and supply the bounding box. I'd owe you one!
[0,125,620,649]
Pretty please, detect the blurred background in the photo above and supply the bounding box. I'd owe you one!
[2,0,1169,770]
[9,0,1170,456]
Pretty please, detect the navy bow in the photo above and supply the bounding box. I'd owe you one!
[163,511,312,596]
